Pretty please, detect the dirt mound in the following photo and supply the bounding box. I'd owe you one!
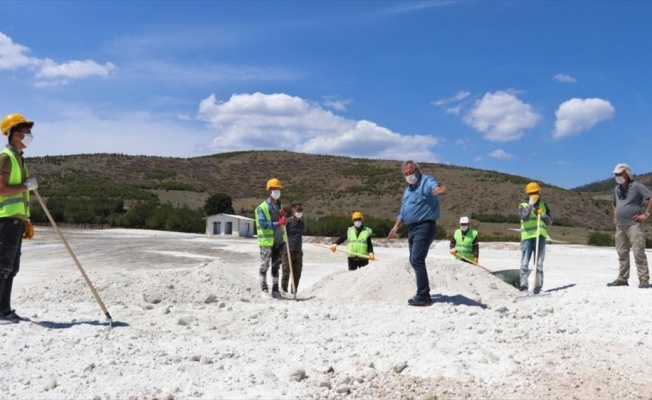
[305,257,518,307]
[17,260,261,307]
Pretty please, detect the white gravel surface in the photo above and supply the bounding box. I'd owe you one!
[2,227,652,399]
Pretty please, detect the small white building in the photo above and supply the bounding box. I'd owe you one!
[205,214,255,238]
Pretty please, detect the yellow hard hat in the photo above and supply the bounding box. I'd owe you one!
[1,113,34,136]
[352,211,363,220]
[266,178,283,191]
[525,182,541,194]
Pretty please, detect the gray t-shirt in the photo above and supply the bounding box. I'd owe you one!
[613,181,652,226]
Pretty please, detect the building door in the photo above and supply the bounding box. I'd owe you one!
[213,221,221,235]
[226,221,233,235]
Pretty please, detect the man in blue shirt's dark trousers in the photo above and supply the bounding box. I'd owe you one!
[387,161,447,307]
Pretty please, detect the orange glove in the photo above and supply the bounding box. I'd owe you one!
[536,208,543,216]
[368,253,375,261]
[277,217,287,226]
[23,220,34,239]
[330,244,337,252]
[473,257,478,264]
[450,249,458,257]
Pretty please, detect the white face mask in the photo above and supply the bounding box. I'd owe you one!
[21,133,34,148]
[354,221,362,228]
[460,225,469,232]
[405,174,418,185]
[615,176,626,184]
[294,212,303,219]
[270,190,281,200]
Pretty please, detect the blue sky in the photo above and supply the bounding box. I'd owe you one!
[1,1,651,189]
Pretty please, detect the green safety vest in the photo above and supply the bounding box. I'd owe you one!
[454,229,477,260]
[255,200,286,247]
[0,148,29,219]
[347,226,372,258]
[520,202,548,240]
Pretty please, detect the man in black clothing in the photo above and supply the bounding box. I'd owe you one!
[330,211,374,271]
[281,201,304,294]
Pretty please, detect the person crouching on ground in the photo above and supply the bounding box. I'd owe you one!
[518,182,552,294]
[281,201,304,294]
[255,178,287,299]
[330,211,374,270]
[450,216,479,264]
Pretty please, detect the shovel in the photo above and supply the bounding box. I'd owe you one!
[455,253,521,289]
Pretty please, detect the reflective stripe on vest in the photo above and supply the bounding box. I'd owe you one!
[454,229,477,260]
[0,148,29,218]
[520,202,547,240]
[347,226,372,258]
[255,201,286,247]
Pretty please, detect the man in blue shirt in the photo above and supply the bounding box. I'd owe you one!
[388,161,446,306]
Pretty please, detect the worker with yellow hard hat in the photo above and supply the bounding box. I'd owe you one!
[254,178,287,299]
[0,113,39,323]
[330,211,375,270]
[518,181,553,294]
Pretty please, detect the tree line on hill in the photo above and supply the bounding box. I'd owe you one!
[29,190,646,247]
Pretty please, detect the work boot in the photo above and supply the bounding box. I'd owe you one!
[0,309,24,323]
[638,282,650,289]
[407,296,432,307]
[533,287,542,294]
[607,278,628,287]
[518,286,528,292]
[271,285,282,299]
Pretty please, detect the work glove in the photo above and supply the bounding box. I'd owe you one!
[368,253,375,261]
[536,208,543,216]
[23,220,34,240]
[473,257,478,264]
[528,194,539,206]
[24,177,38,191]
[450,249,458,256]
[330,244,337,252]
[277,217,287,226]
[280,209,287,217]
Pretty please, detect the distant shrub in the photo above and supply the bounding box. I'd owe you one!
[587,231,614,246]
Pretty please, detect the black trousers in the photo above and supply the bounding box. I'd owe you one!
[0,218,24,313]
[348,257,369,271]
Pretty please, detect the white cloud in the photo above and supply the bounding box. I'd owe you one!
[445,106,462,115]
[36,59,116,79]
[0,31,115,85]
[0,32,37,70]
[455,138,472,151]
[432,91,470,107]
[553,98,615,139]
[554,73,577,83]
[489,149,514,160]
[322,96,352,111]
[463,91,541,142]
[197,92,441,162]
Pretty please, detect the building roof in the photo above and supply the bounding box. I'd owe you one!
[208,213,254,221]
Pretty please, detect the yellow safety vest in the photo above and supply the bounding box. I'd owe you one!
[454,229,477,260]
[347,226,372,258]
[0,148,29,219]
[255,200,286,247]
[520,202,547,240]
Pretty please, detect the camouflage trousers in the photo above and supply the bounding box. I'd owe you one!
[259,243,284,292]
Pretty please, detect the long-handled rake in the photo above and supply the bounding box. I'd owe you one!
[34,190,113,326]
[312,243,380,260]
